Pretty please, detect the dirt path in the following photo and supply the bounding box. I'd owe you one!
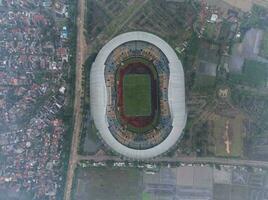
[63,0,87,198]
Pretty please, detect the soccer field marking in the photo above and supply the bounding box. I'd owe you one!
[123,74,152,117]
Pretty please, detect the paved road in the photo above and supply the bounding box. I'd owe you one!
[63,0,86,198]
[78,155,268,168]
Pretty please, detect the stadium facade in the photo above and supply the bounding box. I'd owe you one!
[90,31,187,160]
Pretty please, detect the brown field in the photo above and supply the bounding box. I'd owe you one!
[208,113,245,157]
[221,0,253,11]
[219,0,268,11]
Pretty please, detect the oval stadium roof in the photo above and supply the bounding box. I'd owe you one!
[90,31,187,160]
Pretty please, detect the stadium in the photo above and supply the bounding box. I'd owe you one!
[90,31,187,160]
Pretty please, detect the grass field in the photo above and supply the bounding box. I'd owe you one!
[260,31,268,59]
[73,167,142,200]
[204,23,217,39]
[123,74,151,116]
[193,75,216,95]
[210,114,244,157]
[142,192,151,200]
[230,60,268,87]
[243,60,267,87]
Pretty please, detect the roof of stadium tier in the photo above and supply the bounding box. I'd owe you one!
[90,31,187,160]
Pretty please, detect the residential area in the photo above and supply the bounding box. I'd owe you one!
[0,0,74,199]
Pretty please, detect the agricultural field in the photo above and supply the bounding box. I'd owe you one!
[72,167,142,200]
[230,60,268,88]
[84,0,144,40]
[214,184,249,200]
[85,0,196,52]
[124,0,196,46]
[243,60,268,87]
[123,74,152,116]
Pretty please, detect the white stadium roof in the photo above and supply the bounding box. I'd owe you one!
[90,31,187,160]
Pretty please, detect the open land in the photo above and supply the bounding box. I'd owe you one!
[72,165,268,200]
[221,0,253,12]
[209,114,244,157]
[218,0,268,12]
[72,167,142,200]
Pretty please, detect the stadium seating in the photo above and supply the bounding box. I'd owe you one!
[104,41,174,149]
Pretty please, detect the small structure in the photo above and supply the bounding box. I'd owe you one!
[59,86,66,94]
[210,14,218,22]
[218,88,229,98]
[60,26,68,39]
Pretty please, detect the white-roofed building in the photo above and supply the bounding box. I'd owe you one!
[90,31,187,160]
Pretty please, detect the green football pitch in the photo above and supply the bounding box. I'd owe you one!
[123,74,151,116]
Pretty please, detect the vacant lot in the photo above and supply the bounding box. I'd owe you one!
[123,74,151,116]
[72,167,142,200]
[193,75,216,95]
[221,0,253,11]
[209,114,244,157]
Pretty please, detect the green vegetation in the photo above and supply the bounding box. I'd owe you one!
[84,0,110,40]
[34,69,50,84]
[230,60,268,87]
[56,0,77,198]
[243,60,268,87]
[72,167,142,200]
[186,32,200,58]
[203,23,217,40]
[79,53,99,155]
[114,57,160,134]
[123,74,151,116]
[213,115,243,157]
[193,75,216,94]
[260,31,268,59]
[240,4,268,33]
[142,192,151,200]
